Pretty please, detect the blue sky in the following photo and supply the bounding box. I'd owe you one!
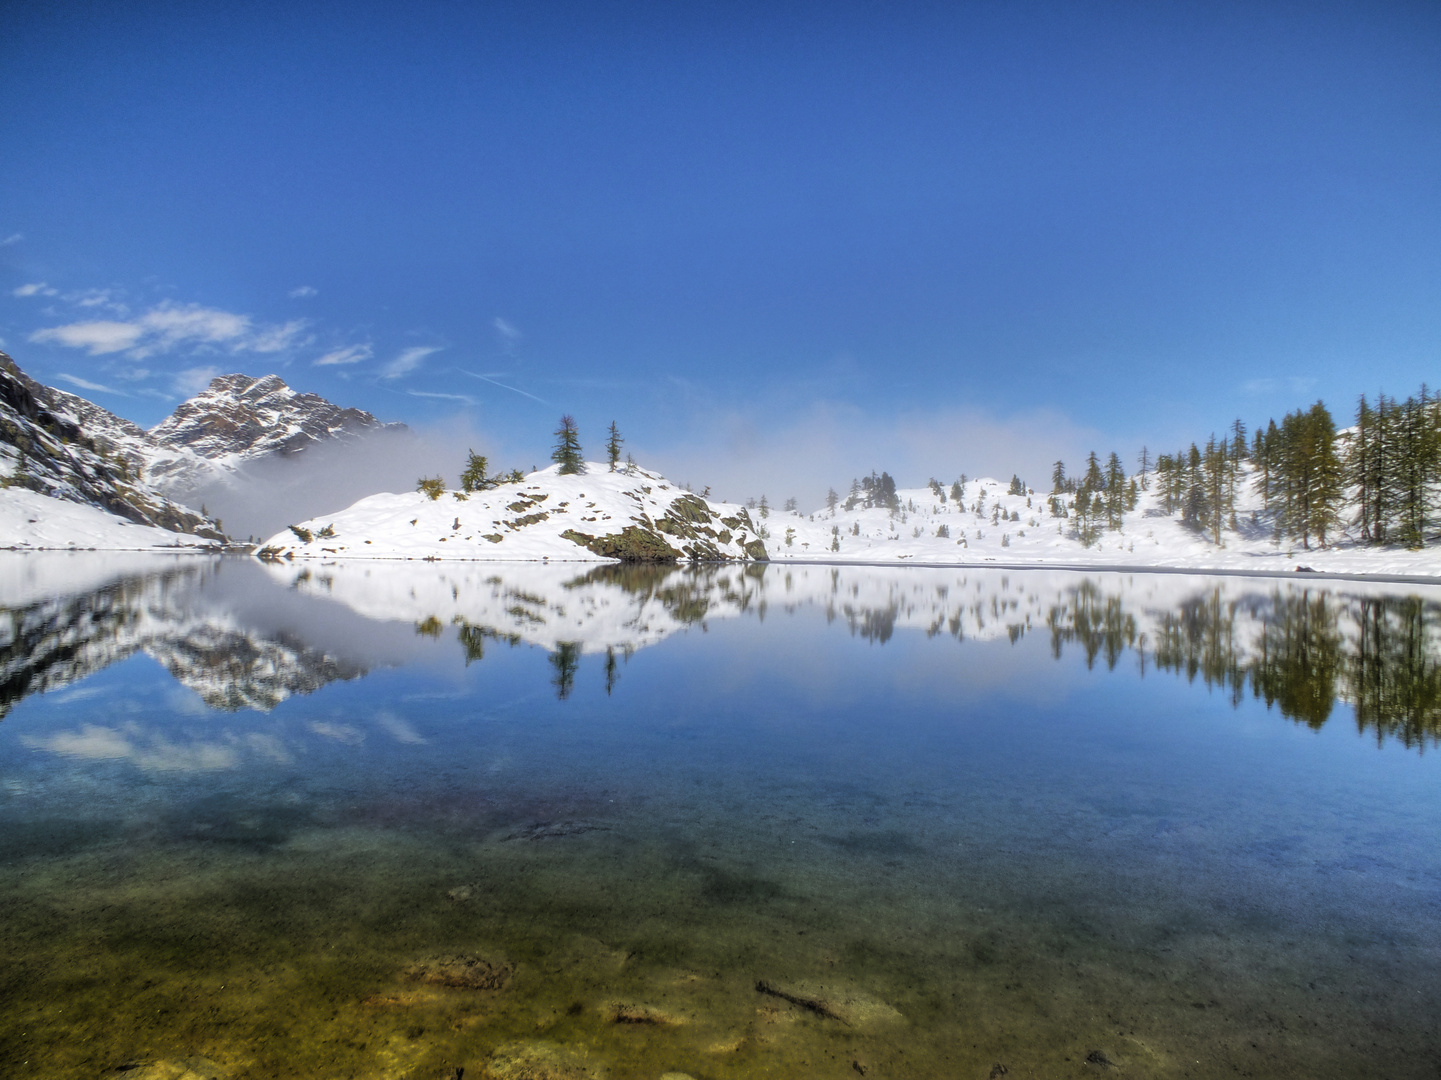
[2,1,1438,501]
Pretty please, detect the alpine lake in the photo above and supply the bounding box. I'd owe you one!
[2,554,1439,1080]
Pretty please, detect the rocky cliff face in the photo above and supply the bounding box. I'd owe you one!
[0,352,224,539]
[146,373,404,489]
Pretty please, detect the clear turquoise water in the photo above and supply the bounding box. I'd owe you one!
[1,556,1439,1078]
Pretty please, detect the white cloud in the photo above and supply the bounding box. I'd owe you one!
[56,373,127,396]
[494,317,521,340]
[289,285,318,298]
[315,343,372,367]
[0,233,21,246]
[29,301,308,360]
[173,365,222,397]
[382,345,441,380]
[31,319,144,354]
[13,282,58,298]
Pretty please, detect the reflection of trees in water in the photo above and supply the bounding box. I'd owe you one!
[1351,596,1441,748]
[1051,584,1441,749]
[549,642,581,700]
[1047,580,1137,671]
[1250,591,1342,729]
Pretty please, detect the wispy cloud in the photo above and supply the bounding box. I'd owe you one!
[382,345,441,380]
[407,389,477,405]
[173,365,223,396]
[13,282,58,298]
[376,712,426,744]
[0,233,21,247]
[494,316,521,341]
[315,343,372,367]
[459,369,548,404]
[56,373,127,396]
[67,287,125,312]
[29,301,308,359]
[289,285,318,298]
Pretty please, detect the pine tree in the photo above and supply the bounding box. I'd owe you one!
[605,421,623,472]
[460,450,489,493]
[1051,461,1067,494]
[1104,452,1126,530]
[826,487,839,512]
[552,415,585,474]
[1136,447,1151,490]
[949,480,963,503]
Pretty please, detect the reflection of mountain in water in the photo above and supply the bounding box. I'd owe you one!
[271,560,1441,748]
[0,558,364,719]
[7,553,1438,750]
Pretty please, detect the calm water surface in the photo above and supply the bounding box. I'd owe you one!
[2,554,1439,1079]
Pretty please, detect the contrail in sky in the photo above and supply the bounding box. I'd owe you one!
[459,369,549,405]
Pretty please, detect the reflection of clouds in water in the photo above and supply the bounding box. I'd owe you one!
[25,723,232,771]
[375,711,425,744]
[51,686,107,705]
[20,723,293,771]
[308,720,365,745]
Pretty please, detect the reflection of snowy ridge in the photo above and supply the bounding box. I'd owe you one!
[0,559,363,717]
[262,561,770,654]
[265,558,1441,660]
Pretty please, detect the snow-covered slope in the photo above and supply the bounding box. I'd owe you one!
[0,352,225,547]
[759,474,1441,578]
[256,462,769,563]
[0,488,225,551]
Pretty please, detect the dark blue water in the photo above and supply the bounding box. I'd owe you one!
[2,555,1438,1078]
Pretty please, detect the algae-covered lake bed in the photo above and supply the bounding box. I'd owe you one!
[2,554,1439,1078]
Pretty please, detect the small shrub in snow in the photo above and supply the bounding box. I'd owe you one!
[288,524,313,543]
[936,523,950,538]
[417,476,446,500]
[1002,533,1011,547]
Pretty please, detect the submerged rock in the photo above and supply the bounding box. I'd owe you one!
[403,953,514,990]
[484,1039,607,1080]
[111,1057,229,1080]
[602,1000,686,1025]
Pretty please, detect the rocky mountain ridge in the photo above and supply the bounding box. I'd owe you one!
[145,372,405,490]
[1,352,405,544]
[0,352,223,540]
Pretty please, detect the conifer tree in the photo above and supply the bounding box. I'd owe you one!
[949,480,963,503]
[826,487,839,512]
[1104,452,1126,530]
[460,450,490,493]
[606,421,623,472]
[552,415,585,474]
[1136,448,1151,490]
[1051,461,1067,494]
